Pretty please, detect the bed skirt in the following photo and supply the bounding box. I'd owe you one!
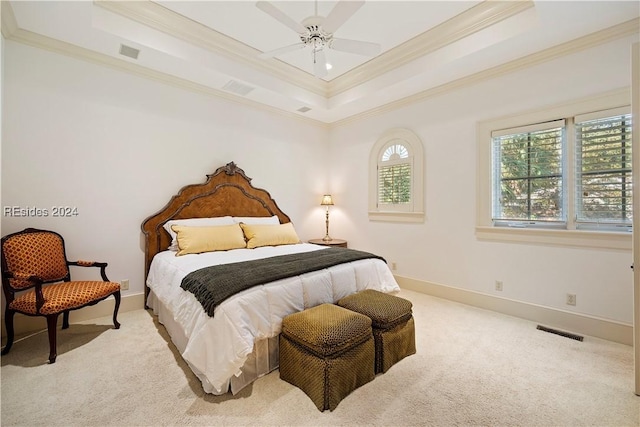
[147,290,279,395]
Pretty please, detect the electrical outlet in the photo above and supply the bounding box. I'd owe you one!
[566,293,576,306]
[390,262,397,271]
[120,279,129,291]
[495,280,503,291]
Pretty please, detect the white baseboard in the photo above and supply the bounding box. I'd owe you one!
[4,280,631,346]
[1,292,145,342]
[396,275,633,346]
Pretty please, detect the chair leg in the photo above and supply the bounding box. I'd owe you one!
[1,309,15,355]
[46,314,60,364]
[112,291,121,329]
[62,311,70,329]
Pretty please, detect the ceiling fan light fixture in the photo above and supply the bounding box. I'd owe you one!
[256,0,380,79]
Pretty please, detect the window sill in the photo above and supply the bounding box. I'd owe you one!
[369,211,425,223]
[475,226,631,250]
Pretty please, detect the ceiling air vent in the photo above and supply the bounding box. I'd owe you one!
[297,106,312,113]
[119,44,140,60]
[222,80,255,96]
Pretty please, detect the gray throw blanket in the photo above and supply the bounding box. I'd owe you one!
[181,247,386,317]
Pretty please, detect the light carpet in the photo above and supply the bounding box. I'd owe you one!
[1,289,638,426]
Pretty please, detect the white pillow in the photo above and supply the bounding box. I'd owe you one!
[232,215,280,225]
[163,216,234,250]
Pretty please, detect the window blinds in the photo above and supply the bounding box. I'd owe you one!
[575,110,633,228]
[378,162,412,205]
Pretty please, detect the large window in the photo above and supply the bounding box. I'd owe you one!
[477,90,633,249]
[492,109,632,231]
[369,128,424,222]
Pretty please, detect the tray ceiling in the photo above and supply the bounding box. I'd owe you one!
[3,1,639,124]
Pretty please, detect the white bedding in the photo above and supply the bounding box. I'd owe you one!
[146,243,400,395]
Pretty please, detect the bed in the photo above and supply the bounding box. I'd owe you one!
[141,162,400,395]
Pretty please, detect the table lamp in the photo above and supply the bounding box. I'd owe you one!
[321,195,334,241]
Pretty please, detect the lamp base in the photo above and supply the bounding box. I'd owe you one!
[323,206,332,242]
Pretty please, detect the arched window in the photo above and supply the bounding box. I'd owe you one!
[369,128,424,222]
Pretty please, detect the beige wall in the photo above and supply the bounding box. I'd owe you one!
[328,35,636,326]
[1,31,638,340]
[1,41,330,302]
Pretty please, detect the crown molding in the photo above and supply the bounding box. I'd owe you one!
[94,0,536,101]
[333,18,640,127]
[4,25,328,129]
[327,0,535,97]
[3,1,637,128]
[94,0,327,97]
[1,1,18,39]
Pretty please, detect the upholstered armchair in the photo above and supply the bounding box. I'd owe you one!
[1,228,121,363]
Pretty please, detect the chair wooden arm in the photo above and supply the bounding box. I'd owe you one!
[4,270,41,283]
[3,270,44,290]
[2,270,46,313]
[67,260,110,281]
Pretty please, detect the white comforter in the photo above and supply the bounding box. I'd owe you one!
[146,243,400,394]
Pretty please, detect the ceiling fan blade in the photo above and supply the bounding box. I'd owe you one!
[256,1,307,34]
[258,42,306,59]
[330,38,381,56]
[313,50,328,78]
[322,0,365,34]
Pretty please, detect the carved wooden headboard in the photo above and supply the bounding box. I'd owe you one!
[141,162,291,300]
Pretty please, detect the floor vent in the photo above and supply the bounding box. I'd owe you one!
[536,325,584,342]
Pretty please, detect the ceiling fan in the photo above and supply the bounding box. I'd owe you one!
[255,0,381,78]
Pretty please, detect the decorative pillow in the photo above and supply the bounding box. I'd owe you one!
[240,222,300,249]
[232,215,280,225]
[163,216,234,251]
[171,224,246,256]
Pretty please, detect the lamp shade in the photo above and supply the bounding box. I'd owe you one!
[320,195,334,206]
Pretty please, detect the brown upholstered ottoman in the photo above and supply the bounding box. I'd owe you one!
[337,289,416,374]
[279,303,375,411]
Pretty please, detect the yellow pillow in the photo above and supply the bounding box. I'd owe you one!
[171,224,246,256]
[240,222,300,249]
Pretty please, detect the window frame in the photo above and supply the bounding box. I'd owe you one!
[476,89,632,250]
[369,128,424,223]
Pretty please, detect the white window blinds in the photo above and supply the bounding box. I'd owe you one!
[378,162,412,205]
[575,109,633,229]
[492,120,565,224]
[377,142,412,208]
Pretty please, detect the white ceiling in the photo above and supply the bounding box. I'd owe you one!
[3,1,639,124]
